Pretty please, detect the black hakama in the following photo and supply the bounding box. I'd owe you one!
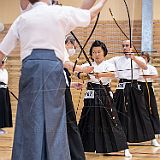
[64,68,85,160]
[0,82,12,128]
[78,82,128,153]
[114,79,155,143]
[139,82,160,134]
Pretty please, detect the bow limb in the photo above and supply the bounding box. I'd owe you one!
[123,0,132,47]
[109,1,151,113]
[72,12,100,72]
[109,8,138,53]
[70,12,100,115]
[71,13,117,126]
[123,0,134,82]
[9,90,18,101]
[124,0,151,112]
[75,79,85,115]
[70,31,92,67]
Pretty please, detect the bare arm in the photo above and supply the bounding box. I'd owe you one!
[21,0,96,10]
[94,72,115,79]
[126,48,147,70]
[20,0,30,10]
[131,55,147,70]
[81,0,96,9]
[89,0,107,20]
[64,61,94,73]
[143,75,159,80]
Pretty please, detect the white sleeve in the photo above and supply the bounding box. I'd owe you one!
[140,68,149,75]
[0,69,8,84]
[0,18,19,56]
[5,69,8,84]
[107,57,116,64]
[105,60,116,72]
[63,49,70,62]
[106,57,118,70]
[62,6,91,34]
[149,65,158,75]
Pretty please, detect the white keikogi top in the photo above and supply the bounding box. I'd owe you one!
[138,63,158,82]
[82,60,115,85]
[107,56,146,80]
[0,68,8,85]
[0,2,91,62]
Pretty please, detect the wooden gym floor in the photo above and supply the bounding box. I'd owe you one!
[0,128,160,160]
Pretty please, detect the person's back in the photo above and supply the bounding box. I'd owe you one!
[0,1,108,159]
[7,2,90,61]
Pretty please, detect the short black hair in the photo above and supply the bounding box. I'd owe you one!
[89,40,108,57]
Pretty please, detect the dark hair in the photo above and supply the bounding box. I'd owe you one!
[52,0,62,5]
[28,0,39,4]
[65,35,76,45]
[89,40,108,57]
[141,52,150,62]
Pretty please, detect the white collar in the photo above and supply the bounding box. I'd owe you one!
[93,60,105,66]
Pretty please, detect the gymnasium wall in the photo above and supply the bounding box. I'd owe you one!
[0,0,160,122]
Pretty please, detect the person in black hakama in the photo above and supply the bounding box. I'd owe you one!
[108,40,156,144]
[0,61,12,135]
[78,40,132,157]
[0,0,108,159]
[64,35,87,160]
[64,70,85,160]
[138,52,160,146]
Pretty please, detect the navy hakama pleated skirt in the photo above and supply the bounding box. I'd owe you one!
[12,49,71,160]
[114,79,155,143]
[64,68,85,160]
[0,82,12,128]
[139,82,160,134]
[78,82,128,153]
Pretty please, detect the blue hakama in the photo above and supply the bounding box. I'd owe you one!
[12,49,71,160]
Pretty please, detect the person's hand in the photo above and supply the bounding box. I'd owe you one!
[130,53,136,61]
[90,0,108,20]
[82,66,94,74]
[94,73,102,79]
[71,82,83,90]
[125,48,135,59]
[78,72,90,80]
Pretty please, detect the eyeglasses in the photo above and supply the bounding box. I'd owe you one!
[122,44,129,47]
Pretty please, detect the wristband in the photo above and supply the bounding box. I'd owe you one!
[77,72,82,79]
